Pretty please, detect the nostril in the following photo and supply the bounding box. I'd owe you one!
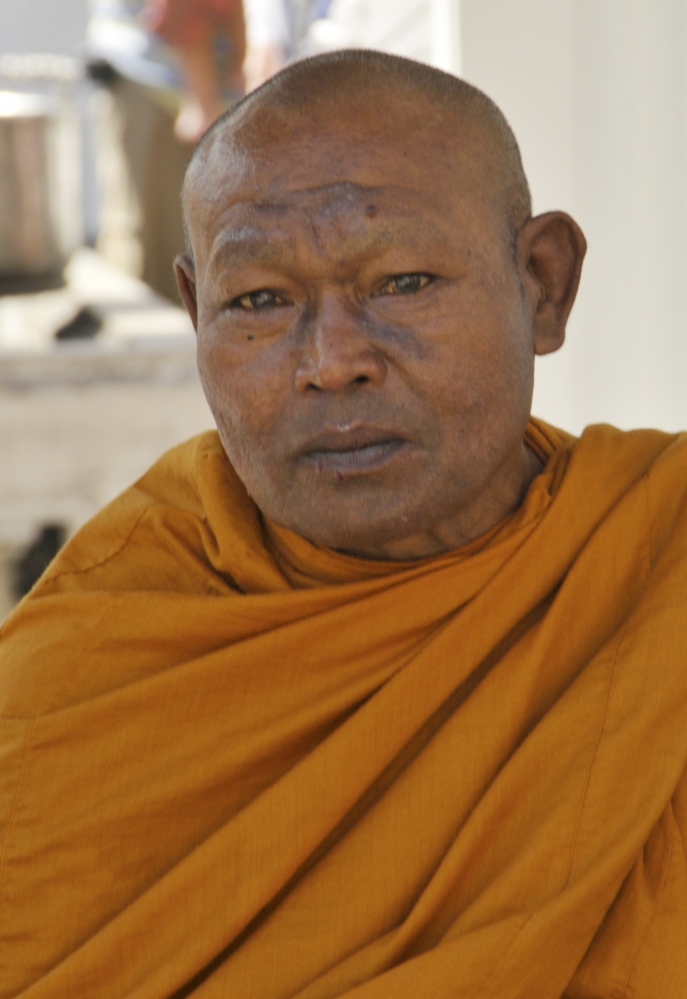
[353,375,369,385]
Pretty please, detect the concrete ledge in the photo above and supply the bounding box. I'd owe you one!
[0,248,214,620]
[0,337,199,389]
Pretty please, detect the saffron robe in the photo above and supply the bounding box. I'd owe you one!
[1,418,686,999]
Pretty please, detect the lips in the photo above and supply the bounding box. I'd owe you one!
[300,426,408,475]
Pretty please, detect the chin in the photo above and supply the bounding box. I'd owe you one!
[259,471,437,557]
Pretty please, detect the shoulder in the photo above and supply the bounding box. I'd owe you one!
[11,430,244,601]
[557,422,687,497]
[565,422,687,568]
[0,431,257,717]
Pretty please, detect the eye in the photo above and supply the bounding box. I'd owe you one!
[230,289,285,310]
[377,273,432,296]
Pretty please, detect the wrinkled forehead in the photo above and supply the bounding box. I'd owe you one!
[206,181,469,282]
[183,109,498,267]
[204,177,440,231]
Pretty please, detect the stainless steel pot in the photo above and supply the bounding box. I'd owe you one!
[0,59,82,293]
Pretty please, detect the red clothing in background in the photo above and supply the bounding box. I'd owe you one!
[144,0,242,45]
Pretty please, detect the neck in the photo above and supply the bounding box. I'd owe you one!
[339,442,544,562]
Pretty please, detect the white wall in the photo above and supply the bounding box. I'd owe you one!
[306,0,461,75]
[0,0,89,57]
[461,0,687,434]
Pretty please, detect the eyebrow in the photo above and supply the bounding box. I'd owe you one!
[207,216,451,274]
[209,235,292,270]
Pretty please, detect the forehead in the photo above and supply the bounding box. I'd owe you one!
[205,183,465,279]
[184,103,500,265]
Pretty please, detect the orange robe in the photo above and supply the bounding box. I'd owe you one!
[1,418,686,999]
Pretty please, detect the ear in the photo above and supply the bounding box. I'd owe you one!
[174,255,199,331]
[517,212,587,356]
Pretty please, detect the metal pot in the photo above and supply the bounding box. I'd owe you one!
[0,60,82,294]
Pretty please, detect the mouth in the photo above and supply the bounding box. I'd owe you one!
[300,426,408,476]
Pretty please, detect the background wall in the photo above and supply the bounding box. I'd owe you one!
[0,0,89,57]
[461,0,687,434]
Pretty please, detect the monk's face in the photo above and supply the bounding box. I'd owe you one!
[180,94,574,559]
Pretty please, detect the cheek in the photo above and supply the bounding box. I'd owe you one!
[197,333,289,453]
[469,270,531,365]
[423,286,532,430]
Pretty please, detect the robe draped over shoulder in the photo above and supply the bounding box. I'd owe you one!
[1,418,686,999]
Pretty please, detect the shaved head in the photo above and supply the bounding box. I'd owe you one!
[182,49,532,261]
[175,49,585,561]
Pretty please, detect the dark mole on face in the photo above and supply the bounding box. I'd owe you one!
[247,335,254,341]
[365,205,378,218]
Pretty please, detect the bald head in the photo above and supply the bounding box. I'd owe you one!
[175,49,585,561]
[182,50,532,261]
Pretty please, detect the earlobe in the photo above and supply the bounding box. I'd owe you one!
[174,255,199,331]
[518,212,587,356]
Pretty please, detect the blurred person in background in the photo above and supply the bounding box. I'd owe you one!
[149,0,333,126]
[142,0,247,142]
[243,0,288,92]
[88,0,305,298]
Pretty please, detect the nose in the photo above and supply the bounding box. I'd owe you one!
[293,293,387,393]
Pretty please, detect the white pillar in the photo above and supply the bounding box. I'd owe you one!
[430,0,461,74]
[461,0,687,433]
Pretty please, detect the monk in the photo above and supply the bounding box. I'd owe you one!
[1,50,686,999]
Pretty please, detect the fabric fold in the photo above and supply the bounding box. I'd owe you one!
[1,419,686,999]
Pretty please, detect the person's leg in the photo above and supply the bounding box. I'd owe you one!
[173,39,225,143]
[221,1,247,94]
[243,42,284,93]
